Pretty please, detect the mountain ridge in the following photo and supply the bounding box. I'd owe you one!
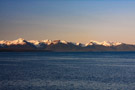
[0,38,135,52]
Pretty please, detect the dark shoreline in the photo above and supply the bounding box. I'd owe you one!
[0,49,52,52]
[1,49,135,52]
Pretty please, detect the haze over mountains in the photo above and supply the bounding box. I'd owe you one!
[0,38,135,52]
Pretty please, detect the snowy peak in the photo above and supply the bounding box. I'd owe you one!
[86,40,122,46]
[50,40,68,45]
[75,42,85,47]
[16,38,25,42]
[0,38,27,46]
[28,39,68,48]
[28,40,40,45]
[60,40,68,44]
[28,40,41,48]
[40,39,52,45]
[28,39,52,48]
[13,38,26,44]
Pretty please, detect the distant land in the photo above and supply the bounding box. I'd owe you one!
[1,38,135,52]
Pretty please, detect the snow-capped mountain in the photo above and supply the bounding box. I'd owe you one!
[0,38,26,46]
[50,40,68,45]
[0,38,135,51]
[0,38,37,50]
[85,40,122,46]
[40,39,52,45]
[0,38,123,47]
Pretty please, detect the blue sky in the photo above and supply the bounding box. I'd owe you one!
[1,0,135,43]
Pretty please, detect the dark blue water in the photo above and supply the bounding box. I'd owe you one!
[0,52,135,90]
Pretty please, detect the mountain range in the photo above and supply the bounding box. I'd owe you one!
[0,38,135,52]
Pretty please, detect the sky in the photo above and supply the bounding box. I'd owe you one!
[1,0,135,43]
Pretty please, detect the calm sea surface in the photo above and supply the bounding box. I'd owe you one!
[0,52,135,90]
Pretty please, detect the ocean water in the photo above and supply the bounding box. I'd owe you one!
[0,52,135,90]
